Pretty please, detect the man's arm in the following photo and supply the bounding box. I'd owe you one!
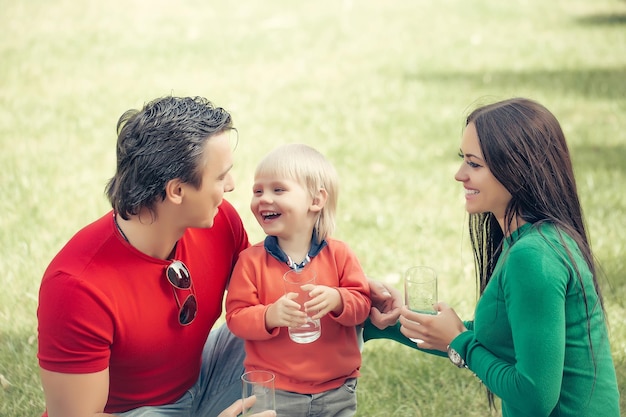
[40,368,112,417]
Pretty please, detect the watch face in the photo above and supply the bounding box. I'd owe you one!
[448,347,465,367]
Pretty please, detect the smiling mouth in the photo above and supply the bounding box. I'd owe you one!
[261,211,281,221]
[465,189,479,195]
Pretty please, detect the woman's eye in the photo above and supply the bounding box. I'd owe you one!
[459,152,481,168]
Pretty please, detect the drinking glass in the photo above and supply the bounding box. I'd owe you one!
[283,268,321,343]
[241,370,276,415]
[404,266,437,343]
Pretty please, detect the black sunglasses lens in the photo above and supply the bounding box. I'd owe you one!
[165,260,196,325]
[167,261,191,289]
[179,295,198,325]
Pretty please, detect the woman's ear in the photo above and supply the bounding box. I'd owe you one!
[165,178,184,205]
[310,188,328,213]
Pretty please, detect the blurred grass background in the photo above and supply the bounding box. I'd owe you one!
[1,0,625,415]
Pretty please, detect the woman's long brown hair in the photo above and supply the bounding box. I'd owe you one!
[465,98,604,408]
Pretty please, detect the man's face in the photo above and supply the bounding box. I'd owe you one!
[180,132,235,228]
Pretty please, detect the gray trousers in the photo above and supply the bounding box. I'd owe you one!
[273,378,357,417]
[117,324,245,417]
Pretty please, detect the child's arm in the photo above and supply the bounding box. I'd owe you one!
[225,259,277,340]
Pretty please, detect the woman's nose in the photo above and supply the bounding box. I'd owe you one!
[454,165,467,182]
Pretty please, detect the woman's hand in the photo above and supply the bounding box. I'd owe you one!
[399,302,467,351]
[368,279,403,329]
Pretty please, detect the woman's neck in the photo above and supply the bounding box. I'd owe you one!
[497,214,527,237]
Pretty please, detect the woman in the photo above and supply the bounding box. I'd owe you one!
[385,98,619,416]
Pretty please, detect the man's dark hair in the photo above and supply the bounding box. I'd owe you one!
[105,96,234,220]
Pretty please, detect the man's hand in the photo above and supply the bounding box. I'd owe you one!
[218,396,276,417]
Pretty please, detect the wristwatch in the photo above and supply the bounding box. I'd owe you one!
[447,345,467,368]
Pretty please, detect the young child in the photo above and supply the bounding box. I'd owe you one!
[226,143,371,417]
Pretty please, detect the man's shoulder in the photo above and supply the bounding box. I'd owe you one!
[44,212,116,273]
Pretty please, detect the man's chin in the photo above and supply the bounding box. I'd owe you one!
[201,210,220,228]
[194,218,215,229]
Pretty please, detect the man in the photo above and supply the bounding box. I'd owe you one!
[39,96,249,416]
[37,96,400,417]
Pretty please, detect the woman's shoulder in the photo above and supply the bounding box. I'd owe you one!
[517,222,579,249]
[507,222,582,273]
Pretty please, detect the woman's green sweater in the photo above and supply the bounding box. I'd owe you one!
[365,223,620,416]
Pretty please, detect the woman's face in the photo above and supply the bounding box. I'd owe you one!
[454,122,512,225]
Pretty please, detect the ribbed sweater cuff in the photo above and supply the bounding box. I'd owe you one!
[450,330,473,362]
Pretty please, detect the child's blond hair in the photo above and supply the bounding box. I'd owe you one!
[254,143,338,243]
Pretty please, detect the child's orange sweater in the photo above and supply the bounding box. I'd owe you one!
[225,238,371,394]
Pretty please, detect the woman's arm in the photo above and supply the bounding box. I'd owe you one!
[367,279,402,329]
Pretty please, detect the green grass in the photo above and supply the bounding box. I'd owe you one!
[1,0,625,415]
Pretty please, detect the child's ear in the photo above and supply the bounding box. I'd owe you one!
[310,188,328,213]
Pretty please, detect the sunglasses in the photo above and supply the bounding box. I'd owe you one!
[166,260,198,326]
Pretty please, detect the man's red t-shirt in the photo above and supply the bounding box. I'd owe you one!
[37,200,248,414]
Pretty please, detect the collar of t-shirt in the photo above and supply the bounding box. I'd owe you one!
[264,233,327,271]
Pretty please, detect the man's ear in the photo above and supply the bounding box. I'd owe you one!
[165,178,184,205]
[310,188,328,213]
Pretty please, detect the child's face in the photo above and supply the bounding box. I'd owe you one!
[251,175,317,241]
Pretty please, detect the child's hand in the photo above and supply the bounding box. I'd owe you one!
[265,293,307,331]
[301,285,342,320]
